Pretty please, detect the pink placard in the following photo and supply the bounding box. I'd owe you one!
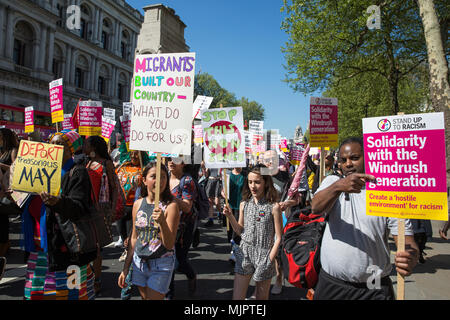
[62,113,74,130]
[310,104,338,135]
[49,79,64,123]
[24,107,34,127]
[120,115,131,143]
[101,117,116,140]
[79,101,102,136]
[364,129,447,193]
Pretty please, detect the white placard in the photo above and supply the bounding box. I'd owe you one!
[129,52,196,155]
[193,95,213,120]
[201,107,246,169]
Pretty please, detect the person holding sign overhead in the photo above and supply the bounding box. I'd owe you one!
[311,137,419,300]
[21,130,97,300]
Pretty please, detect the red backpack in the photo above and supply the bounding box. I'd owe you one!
[281,206,326,289]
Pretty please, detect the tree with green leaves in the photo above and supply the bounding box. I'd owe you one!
[281,0,448,115]
[194,72,265,122]
[238,97,265,123]
[194,72,237,109]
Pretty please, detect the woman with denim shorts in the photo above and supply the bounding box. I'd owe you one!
[118,162,180,300]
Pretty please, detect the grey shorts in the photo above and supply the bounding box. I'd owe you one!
[233,242,276,282]
[206,179,221,198]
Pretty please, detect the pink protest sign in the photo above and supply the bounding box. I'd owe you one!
[289,145,304,165]
[101,116,116,143]
[193,124,203,144]
[49,78,64,123]
[363,112,448,221]
[280,138,288,150]
[120,114,131,149]
[62,113,74,130]
[310,97,338,147]
[24,107,34,133]
[79,101,102,136]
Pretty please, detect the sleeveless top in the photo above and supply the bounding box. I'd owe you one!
[240,198,275,250]
[134,198,174,261]
[86,161,102,200]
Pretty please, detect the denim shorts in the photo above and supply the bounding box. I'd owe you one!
[132,254,176,294]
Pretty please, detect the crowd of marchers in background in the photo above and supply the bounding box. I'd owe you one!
[0,127,448,300]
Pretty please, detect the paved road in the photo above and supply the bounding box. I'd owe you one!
[0,216,448,300]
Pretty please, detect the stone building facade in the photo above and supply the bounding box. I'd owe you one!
[136,3,189,54]
[0,0,143,118]
[0,1,189,122]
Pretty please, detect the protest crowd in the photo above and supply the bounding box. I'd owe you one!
[0,116,448,301]
[0,45,448,302]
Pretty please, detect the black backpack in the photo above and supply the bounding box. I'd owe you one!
[281,206,326,289]
[179,175,210,221]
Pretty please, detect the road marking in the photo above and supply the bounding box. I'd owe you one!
[0,265,27,285]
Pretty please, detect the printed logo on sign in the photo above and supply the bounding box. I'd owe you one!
[377,119,391,132]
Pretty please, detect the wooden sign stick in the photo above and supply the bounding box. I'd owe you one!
[319,147,325,184]
[153,152,162,232]
[219,103,231,231]
[223,168,230,232]
[396,111,405,301]
[397,219,405,300]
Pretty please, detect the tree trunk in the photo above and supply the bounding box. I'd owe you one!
[384,30,400,114]
[417,0,450,214]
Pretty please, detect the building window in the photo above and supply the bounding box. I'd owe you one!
[80,19,87,39]
[121,42,127,59]
[118,83,123,100]
[75,68,84,88]
[13,39,25,66]
[101,31,108,49]
[56,3,64,27]
[98,76,105,95]
[52,59,62,78]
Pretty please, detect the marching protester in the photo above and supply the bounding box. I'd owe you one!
[83,135,119,294]
[118,162,180,300]
[204,167,222,227]
[221,167,245,266]
[311,137,419,300]
[115,146,147,251]
[223,164,283,300]
[167,157,198,299]
[21,130,97,300]
[115,145,149,299]
[0,128,19,274]
[411,219,433,264]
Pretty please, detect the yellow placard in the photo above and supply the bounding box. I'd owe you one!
[79,126,101,136]
[51,109,64,123]
[11,140,64,196]
[310,134,338,147]
[24,125,34,133]
[366,190,448,221]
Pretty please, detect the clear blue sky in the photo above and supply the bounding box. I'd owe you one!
[128,0,316,139]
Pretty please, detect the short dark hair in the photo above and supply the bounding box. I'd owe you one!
[338,137,363,154]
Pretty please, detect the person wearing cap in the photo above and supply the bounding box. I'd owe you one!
[21,130,98,300]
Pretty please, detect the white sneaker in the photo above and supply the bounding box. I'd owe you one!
[271,282,283,295]
[119,250,127,262]
[114,237,123,248]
